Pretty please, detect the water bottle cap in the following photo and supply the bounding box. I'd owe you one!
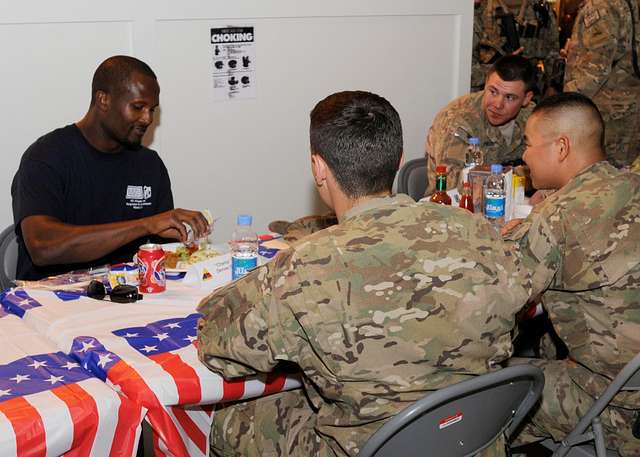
[436,165,447,173]
[237,214,252,226]
[468,137,480,145]
[490,164,503,174]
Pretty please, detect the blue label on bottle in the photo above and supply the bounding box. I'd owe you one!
[485,196,505,218]
[231,256,258,280]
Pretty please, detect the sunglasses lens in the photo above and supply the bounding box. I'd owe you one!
[110,285,142,303]
[87,280,107,300]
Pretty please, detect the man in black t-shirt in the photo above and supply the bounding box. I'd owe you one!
[11,55,209,280]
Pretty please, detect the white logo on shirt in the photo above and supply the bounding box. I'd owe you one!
[126,185,152,210]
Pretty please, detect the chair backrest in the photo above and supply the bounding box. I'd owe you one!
[551,353,640,457]
[358,365,545,457]
[397,158,428,201]
[0,225,18,291]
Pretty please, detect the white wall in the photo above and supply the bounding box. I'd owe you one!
[0,1,472,242]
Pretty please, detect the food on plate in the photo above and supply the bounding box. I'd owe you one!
[165,245,220,269]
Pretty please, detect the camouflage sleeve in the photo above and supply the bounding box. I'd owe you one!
[196,249,303,378]
[283,214,337,243]
[564,4,621,96]
[503,210,563,299]
[631,155,640,173]
[424,114,467,196]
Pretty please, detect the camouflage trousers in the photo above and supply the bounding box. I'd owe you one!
[604,109,640,168]
[210,390,331,457]
[210,388,508,457]
[511,358,640,456]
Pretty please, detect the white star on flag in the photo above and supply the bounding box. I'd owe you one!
[97,353,113,368]
[46,375,65,385]
[28,360,48,369]
[61,361,80,370]
[19,298,32,307]
[10,374,30,384]
[141,345,158,353]
[184,335,197,343]
[153,332,169,341]
[0,389,11,397]
[79,340,96,353]
[123,333,139,338]
[164,322,181,329]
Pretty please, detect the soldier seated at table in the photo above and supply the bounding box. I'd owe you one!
[503,92,640,456]
[197,90,529,457]
[426,54,535,196]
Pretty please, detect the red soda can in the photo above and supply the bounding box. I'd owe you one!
[137,244,166,293]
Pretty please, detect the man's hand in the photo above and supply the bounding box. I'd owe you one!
[501,218,524,236]
[146,209,211,242]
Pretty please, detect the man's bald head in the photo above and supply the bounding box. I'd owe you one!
[90,55,157,106]
[531,92,605,159]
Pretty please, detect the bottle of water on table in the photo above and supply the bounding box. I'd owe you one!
[231,214,259,280]
[484,164,506,228]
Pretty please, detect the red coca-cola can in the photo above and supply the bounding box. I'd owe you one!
[137,244,166,293]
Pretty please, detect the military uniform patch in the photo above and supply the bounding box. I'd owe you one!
[583,5,601,28]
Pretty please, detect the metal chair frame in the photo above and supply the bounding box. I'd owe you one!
[358,365,545,457]
[548,353,640,457]
[0,224,18,291]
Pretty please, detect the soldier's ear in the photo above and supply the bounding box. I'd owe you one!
[311,153,328,187]
[522,91,534,107]
[556,135,570,162]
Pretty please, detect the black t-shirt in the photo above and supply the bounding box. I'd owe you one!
[11,124,174,280]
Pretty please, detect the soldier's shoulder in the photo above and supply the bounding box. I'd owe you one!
[433,92,483,126]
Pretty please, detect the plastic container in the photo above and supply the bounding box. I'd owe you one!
[459,181,474,213]
[484,164,506,228]
[462,137,483,184]
[231,214,259,280]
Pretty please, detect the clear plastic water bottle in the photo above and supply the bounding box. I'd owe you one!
[484,164,506,228]
[462,137,483,184]
[231,214,259,280]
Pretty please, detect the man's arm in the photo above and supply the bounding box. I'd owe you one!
[563,4,620,97]
[20,209,209,267]
[424,116,468,196]
[197,249,302,378]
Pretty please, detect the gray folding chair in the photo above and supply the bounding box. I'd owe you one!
[546,352,640,457]
[0,224,18,291]
[397,158,428,201]
[357,365,545,457]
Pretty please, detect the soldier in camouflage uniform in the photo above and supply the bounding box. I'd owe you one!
[198,90,529,457]
[504,92,640,456]
[518,0,562,93]
[426,55,535,196]
[472,0,508,91]
[564,0,640,167]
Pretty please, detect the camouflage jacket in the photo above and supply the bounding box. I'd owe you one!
[425,91,533,196]
[505,162,640,407]
[564,0,640,119]
[518,0,560,63]
[472,2,506,91]
[198,194,528,456]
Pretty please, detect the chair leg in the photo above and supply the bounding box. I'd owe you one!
[592,418,607,457]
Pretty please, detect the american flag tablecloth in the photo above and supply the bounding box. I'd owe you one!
[0,284,301,457]
[0,309,142,456]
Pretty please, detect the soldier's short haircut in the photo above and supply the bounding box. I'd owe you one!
[533,91,605,148]
[489,55,536,92]
[90,55,157,105]
[310,91,403,198]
